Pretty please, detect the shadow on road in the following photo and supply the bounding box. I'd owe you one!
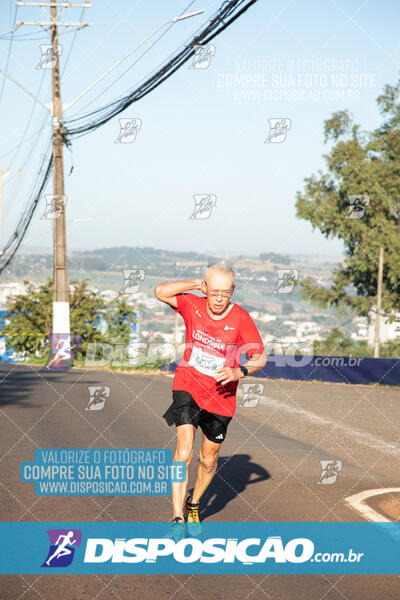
[0,364,45,408]
[191,454,270,519]
[0,364,103,408]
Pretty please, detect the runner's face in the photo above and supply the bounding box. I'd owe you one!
[203,272,235,314]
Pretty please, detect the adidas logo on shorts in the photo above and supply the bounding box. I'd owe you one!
[215,433,224,440]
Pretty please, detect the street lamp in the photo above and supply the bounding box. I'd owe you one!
[64,9,205,112]
[172,10,205,21]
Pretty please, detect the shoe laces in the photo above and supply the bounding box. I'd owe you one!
[186,499,199,522]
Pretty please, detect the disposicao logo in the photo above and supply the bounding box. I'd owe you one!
[83,536,315,564]
[41,529,82,568]
[34,527,368,572]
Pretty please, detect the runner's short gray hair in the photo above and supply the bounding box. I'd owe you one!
[203,263,235,283]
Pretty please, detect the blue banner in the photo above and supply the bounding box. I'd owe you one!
[162,355,400,386]
[1,522,400,574]
[20,449,186,496]
[260,355,400,386]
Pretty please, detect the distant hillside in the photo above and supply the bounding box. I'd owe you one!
[71,246,215,270]
[5,246,339,287]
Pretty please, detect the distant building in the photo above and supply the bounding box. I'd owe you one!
[350,317,368,341]
[0,281,27,309]
[250,311,276,323]
[367,311,400,345]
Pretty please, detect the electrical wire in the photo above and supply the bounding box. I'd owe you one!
[0,0,258,274]
[65,0,257,138]
[0,5,17,103]
[0,23,86,40]
[6,69,47,172]
[1,4,85,245]
[67,0,196,118]
[62,7,85,76]
[0,140,53,273]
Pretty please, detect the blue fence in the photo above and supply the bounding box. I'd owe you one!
[162,354,400,386]
[0,309,15,363]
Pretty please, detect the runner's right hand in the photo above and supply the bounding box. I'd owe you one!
[192,279,204,290]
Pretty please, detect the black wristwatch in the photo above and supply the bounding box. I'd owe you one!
[240,365,248,378]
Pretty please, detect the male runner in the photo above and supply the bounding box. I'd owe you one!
[154,264,266,538]
[45,531,77,566]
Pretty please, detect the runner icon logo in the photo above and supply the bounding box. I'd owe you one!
[347,195,369,219]
[189,194,217,219]
[115,118,142,143]
[121,269,145,294]
[265,118,291,143]
[43,333,73,371]
[86,386,110,411]
[275,270,299,294]
[41,529,82,568]
[41,194,67,220]
[316,460,342,485]
[240,383,264,408]
[36,44,62,69]
[189,44,216,69]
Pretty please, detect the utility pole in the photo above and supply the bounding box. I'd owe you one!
[17,1,91,364]
[50,1,69,350]
[9,4,202,366]
[374,245,384,358]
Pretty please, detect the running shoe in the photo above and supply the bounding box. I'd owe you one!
[163,517,186,541]
[185,496,202,536]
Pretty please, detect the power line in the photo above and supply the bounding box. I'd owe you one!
[0,139,53,270]
[0,119,49,162]
[65,0,257,138]
[0,0,258,274]
[6,69,46,171]
[13,0,92,356]
[62,6,85,76]
[67,0,196,118]
[0,28,79,41]
[0,5,18,103]
[6,109,50,225]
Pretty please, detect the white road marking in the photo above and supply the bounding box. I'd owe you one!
[259,395,400,457]
[345,488,400,522]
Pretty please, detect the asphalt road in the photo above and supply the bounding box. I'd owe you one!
[1,363,400,599]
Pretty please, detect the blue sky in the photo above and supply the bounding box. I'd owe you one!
[0,0,399,259]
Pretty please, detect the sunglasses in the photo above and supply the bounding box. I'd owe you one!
[204,283,233,298]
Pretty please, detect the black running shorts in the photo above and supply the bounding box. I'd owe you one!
[163,390,232,444]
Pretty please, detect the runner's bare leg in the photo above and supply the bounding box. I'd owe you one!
[172,424,195,518]
[191,433,220,504]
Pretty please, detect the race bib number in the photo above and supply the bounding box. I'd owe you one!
[188,345,225,376]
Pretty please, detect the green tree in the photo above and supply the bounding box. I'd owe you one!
[3,278,135,360]
[3,280,53,357]
[313,329,371,357]
[296,78,400,319]
[380,338,400,358]
[282,302,294,315]
[259,252,291,265]
[69,279,107,359]
[104,296,137,346]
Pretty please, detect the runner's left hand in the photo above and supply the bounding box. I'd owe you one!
[214,367,241,385]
